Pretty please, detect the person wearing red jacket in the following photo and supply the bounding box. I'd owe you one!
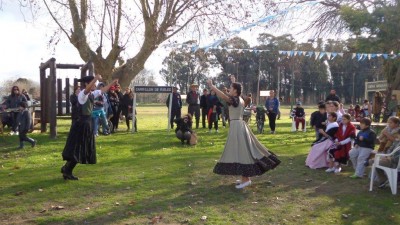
[326,114,356,174]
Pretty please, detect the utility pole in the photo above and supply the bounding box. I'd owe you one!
[257,57,262,105]
[352,72,355,104]
[277,63,280,100]
[290,58,295,111]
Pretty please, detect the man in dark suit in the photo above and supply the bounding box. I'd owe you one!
[166,86,182,129]
[186,84,200,128]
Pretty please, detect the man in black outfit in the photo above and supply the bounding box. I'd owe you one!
[186,84,200,129]
[200,88,209,128]
[325,89,340,103]
[166,86,182,129]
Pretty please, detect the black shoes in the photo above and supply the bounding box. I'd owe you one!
[61,165,79,180]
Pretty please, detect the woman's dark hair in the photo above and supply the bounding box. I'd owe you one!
[231,82,242,96]
[342,113,351,121]
[364,99,369,103]
[354,104,361,110]
[11,86,20,97]
[329,112,337,121]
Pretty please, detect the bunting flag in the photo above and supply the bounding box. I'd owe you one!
[200,1,320,51]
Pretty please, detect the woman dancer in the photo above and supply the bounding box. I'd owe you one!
[207,79,280,189]
[61,75,118,180]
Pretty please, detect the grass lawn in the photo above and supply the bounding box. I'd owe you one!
[1,105,399,225]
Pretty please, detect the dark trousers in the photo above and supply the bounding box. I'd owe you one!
[115,108,122,129]
[188,105,200,128]
[11,112,19,132]
[125,114,137,131]
[201,108,208,128]
[267,112,277,131]
[18,130,34,147]
[111,107,119,132]
[170,109,181,128]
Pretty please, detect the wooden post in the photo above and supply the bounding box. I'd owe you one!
[57,78,63,116]
[40,67,46,133]
[66,78,70,114]
[74,78,78,91]
[45,77,51,123]
[49,58,57,139]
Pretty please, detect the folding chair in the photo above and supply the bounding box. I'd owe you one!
[369,145,400,195]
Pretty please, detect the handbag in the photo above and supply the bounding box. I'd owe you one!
[189,131,197,145]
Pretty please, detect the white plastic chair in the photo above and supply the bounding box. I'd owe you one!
[369,145,400,195]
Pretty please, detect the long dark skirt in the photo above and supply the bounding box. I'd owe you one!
[62,115,96,164]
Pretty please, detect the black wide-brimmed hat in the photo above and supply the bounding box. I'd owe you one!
[77,76,95,83]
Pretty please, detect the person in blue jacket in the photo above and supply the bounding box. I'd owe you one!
[265,90,280,134]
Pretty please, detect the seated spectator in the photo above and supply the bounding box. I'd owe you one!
[326,114,356,174]
[305,112,339,169]
[347,104,355,120]
[339,103,345,115]
[292,102,306,132]
[174,114,193,145]
[362,99,372,118]
[354,104,363,122]
[330,101,343,123]
[349,117,376,178]
[376,116,400,152]
[310,103,327,140]
[5,86,27,135]
[370,140,400,188]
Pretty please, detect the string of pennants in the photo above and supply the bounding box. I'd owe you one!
[203,47,400,61]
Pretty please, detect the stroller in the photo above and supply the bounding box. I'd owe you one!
[255,105,267,134]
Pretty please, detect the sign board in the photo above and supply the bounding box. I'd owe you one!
[260,90,271,97]
[366,81,388,92]
[364,80,388,100]
[134,86,172,93]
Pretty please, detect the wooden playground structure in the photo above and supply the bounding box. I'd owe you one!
[39,58,93,138]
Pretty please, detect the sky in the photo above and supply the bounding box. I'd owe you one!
[0,1,339,87]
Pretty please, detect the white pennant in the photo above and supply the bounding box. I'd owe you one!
[315,52,320,60]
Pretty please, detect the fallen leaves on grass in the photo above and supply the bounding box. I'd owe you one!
[38,189,43,192]
[129,200,136,205]
[39,209,47,213]
[15,191,24,196]
[51,205,65,210]
[201,215,207,221]
[150,215,163,224]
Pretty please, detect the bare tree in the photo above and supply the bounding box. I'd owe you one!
[8,0,279,87]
